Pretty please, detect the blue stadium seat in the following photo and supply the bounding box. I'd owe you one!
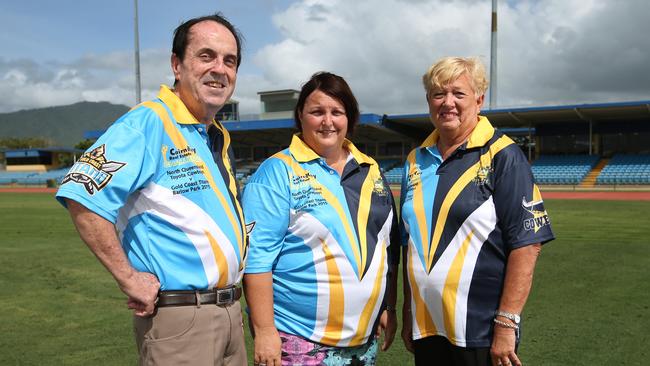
[531,155,599,185]
[596,154,650,185]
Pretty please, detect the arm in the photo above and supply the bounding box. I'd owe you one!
[377,263,398,351]
[400,245,415,353]
[490,243,542,366]
[243,272,282,366]
[377,185,400,351]
[396,158,416,353]
[66,199,160,316]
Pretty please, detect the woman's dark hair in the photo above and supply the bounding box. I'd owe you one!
[293,72,360,135]
[172,13,243,69]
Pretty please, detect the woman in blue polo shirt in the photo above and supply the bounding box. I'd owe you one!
[400,57,555,366]
[243,72,399,366]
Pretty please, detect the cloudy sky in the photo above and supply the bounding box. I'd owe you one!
[1,0,649,117]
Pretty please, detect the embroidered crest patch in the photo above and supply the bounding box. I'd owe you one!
[61,144,126,194]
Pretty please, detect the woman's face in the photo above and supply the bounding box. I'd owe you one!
[299,90,348,156]
[427,73,484,138]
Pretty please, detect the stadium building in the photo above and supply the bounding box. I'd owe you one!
[224,93,650,188]
[1,93,649,189]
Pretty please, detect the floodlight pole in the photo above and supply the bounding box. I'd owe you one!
[134,0,142,104]
[489,0,497,109]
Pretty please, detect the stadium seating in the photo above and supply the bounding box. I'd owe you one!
[234,161,262,184]
[383,166,404,185]
[377,158,400,173]
[0,171,36,185]
[596,154,650,185]
[531,155,600,185]
[0,168,70,186]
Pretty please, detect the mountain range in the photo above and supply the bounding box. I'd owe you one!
[0,102,130,148]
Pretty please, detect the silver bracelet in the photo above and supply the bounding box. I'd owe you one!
[495,310,521,324]
[493,318,519,330]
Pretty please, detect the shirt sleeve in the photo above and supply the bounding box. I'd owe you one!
[55,113,157,223]
[243,158,291,273]
[493,152,555,249]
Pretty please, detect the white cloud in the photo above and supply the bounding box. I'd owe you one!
[253,0,650,112]
[0,48,173,113]
[1,0,649,115]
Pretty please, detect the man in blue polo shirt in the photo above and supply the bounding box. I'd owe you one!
[56,13,247,366]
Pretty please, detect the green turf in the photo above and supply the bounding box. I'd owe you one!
[1,193,648,365]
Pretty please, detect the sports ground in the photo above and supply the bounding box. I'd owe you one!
[1,190,648,365]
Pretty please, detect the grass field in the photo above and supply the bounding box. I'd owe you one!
[1,192,649,365]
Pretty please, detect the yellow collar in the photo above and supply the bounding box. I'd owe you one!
[420,115,495,149]
[288,134,375,165]
[157,85,214,125]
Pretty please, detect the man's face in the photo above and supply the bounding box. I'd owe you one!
[171,21,238,122]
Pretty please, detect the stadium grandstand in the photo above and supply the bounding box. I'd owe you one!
[0,148,82,187]
[2,96,649,190]
[224,98,650,189]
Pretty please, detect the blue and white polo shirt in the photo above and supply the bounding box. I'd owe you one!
[56,85,247,291]
[244,135,399,347]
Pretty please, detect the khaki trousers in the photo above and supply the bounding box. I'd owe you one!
[134,301,247,366]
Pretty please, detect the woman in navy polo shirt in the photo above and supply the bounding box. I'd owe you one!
[400,57,555,366]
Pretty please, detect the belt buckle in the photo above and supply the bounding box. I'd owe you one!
[217,288,233,305]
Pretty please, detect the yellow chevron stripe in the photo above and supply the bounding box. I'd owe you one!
[356,165,380,278]
[533,183,542,202]
[407,243,436,336]
[406,151,430,269]
[441,230,474,344]
[273,154,361,276]
[211,120,247,269]
[143,101,244,265]
[427,135,513,269]
[350,239,386,345]
[319,238,345,345]
[205,230,229,288]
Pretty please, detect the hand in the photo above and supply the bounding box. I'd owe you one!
[401,308,414,353]
[376,309,397,351]
[490,326,521,366]
[120,271,160,317]
[253,326,282,366]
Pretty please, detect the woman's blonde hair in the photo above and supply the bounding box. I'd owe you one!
[422,56,489,96]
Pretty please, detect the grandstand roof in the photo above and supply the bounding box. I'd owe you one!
[385,100,650,137]
[225,113,413,147]
[84,100,650,148]
[227,100,650,146]
[257,89,299,96]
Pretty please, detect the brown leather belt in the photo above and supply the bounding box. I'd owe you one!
[156,286,241,307]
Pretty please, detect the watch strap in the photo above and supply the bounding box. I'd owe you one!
[495,310,520,324]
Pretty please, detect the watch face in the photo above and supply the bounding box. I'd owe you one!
[497,310,520,324]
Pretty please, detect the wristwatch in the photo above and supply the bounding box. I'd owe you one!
[495,310,521,325]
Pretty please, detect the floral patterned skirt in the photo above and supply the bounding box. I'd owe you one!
[279,331,378,366]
